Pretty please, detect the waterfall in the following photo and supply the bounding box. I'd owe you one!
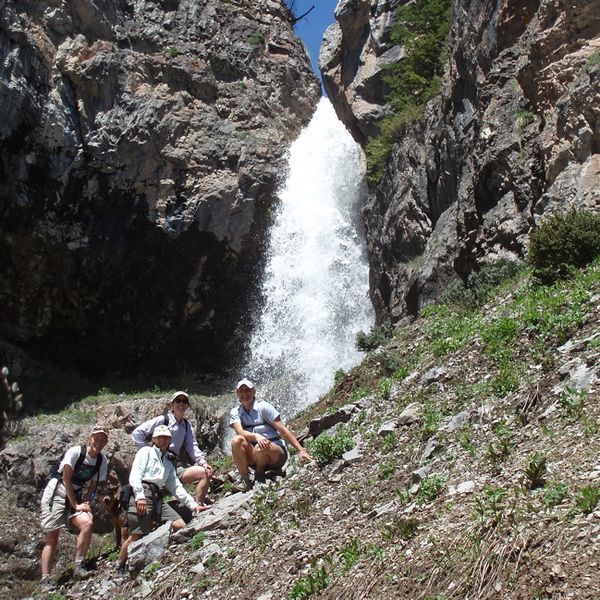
[244,98,375,417]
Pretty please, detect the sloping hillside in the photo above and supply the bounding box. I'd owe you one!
[2,257,598,599]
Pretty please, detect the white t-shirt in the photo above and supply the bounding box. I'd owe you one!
[58,445,108,490]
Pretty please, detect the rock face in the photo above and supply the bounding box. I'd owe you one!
[320,0,401,145]
[0,0,320,374]
[321,0,600,321]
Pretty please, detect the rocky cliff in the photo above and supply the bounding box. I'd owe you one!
[0,0,320,375]
[321,0,600,322]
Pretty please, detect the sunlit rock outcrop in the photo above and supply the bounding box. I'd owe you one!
[321,0,600,321]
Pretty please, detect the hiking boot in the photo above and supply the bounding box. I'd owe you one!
[115,563,128,578]
[231,476,253,493]
[40,576,55,592]
[73,564,92,579]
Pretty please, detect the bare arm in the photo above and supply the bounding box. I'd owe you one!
[272,419,312,461]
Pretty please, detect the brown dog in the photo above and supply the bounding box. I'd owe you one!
[101,489,129,549]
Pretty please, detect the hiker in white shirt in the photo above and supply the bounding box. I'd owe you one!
[117,424,203,574]
[40,425,109,589]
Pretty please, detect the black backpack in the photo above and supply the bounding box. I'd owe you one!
[49,445,103,488]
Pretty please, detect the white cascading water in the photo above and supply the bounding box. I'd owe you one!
[244,98,375,417]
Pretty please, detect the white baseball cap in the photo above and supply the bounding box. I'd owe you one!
[236,378,255,390]
[152,424,172,438]
[171,391,190,404]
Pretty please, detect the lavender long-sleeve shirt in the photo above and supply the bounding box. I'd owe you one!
[131,412,207,466]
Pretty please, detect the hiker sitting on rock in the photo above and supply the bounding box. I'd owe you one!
[40,425,110,589]
[117,424,204,574]
[230,378,312,490]
[131,391,212,506]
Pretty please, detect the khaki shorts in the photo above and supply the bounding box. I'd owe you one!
[127,485,184,535]
[40,479,84,533]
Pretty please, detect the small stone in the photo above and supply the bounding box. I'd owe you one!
[377,421,396,436]
[411,466,429,484]
[190,563,205,575]
[421,366,448,385]
[420,438,439,463]
[342,446,361,463]
[398,403,422,425]
[369,500,396,519]
[444,411,469,432]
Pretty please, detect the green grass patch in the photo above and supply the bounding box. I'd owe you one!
[288,561,330,599]
[417,474,446,505]
[307,426,354,466]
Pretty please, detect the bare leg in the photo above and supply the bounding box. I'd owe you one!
[179,465,210,505]
[70,513,94,560]
[41,530,60,576]
[118,533,141,566]
[231,435,254,478]
[252,445,285,481]
[170,518,186,531]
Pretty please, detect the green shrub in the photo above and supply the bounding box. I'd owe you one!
[355,323,393,352]
[379,459,397,479]
[559,386,587,420]
[338,538,362,571]
[528,209,600,284]
[191,531,206,550]
[380,431,398,453]
[163,46,178,57]
[472,486,508,527]
[514,110,535,133]
[417,474,446,504]
[288,563,330,599]
[248,32,264,45]
[349,387,371,402]
[376,377,394,401]
[441,259,522,308]
[543,482,568,508]
[307,426,354,466]
[523,452,547,489]
[574,485,600,514]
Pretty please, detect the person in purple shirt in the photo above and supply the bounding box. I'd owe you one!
[131,391,212,506]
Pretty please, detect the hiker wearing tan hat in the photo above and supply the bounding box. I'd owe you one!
[40,425,110,590]
[131,391,212,505]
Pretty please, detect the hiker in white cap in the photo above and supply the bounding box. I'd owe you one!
[117,424,204,574]
[131,391,212,505]
[230,378,312,491]
[40,425,110,590]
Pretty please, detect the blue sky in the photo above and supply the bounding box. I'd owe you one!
[289,1,338,85]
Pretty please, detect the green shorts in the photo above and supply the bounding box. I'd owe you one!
[127,485,184,535]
